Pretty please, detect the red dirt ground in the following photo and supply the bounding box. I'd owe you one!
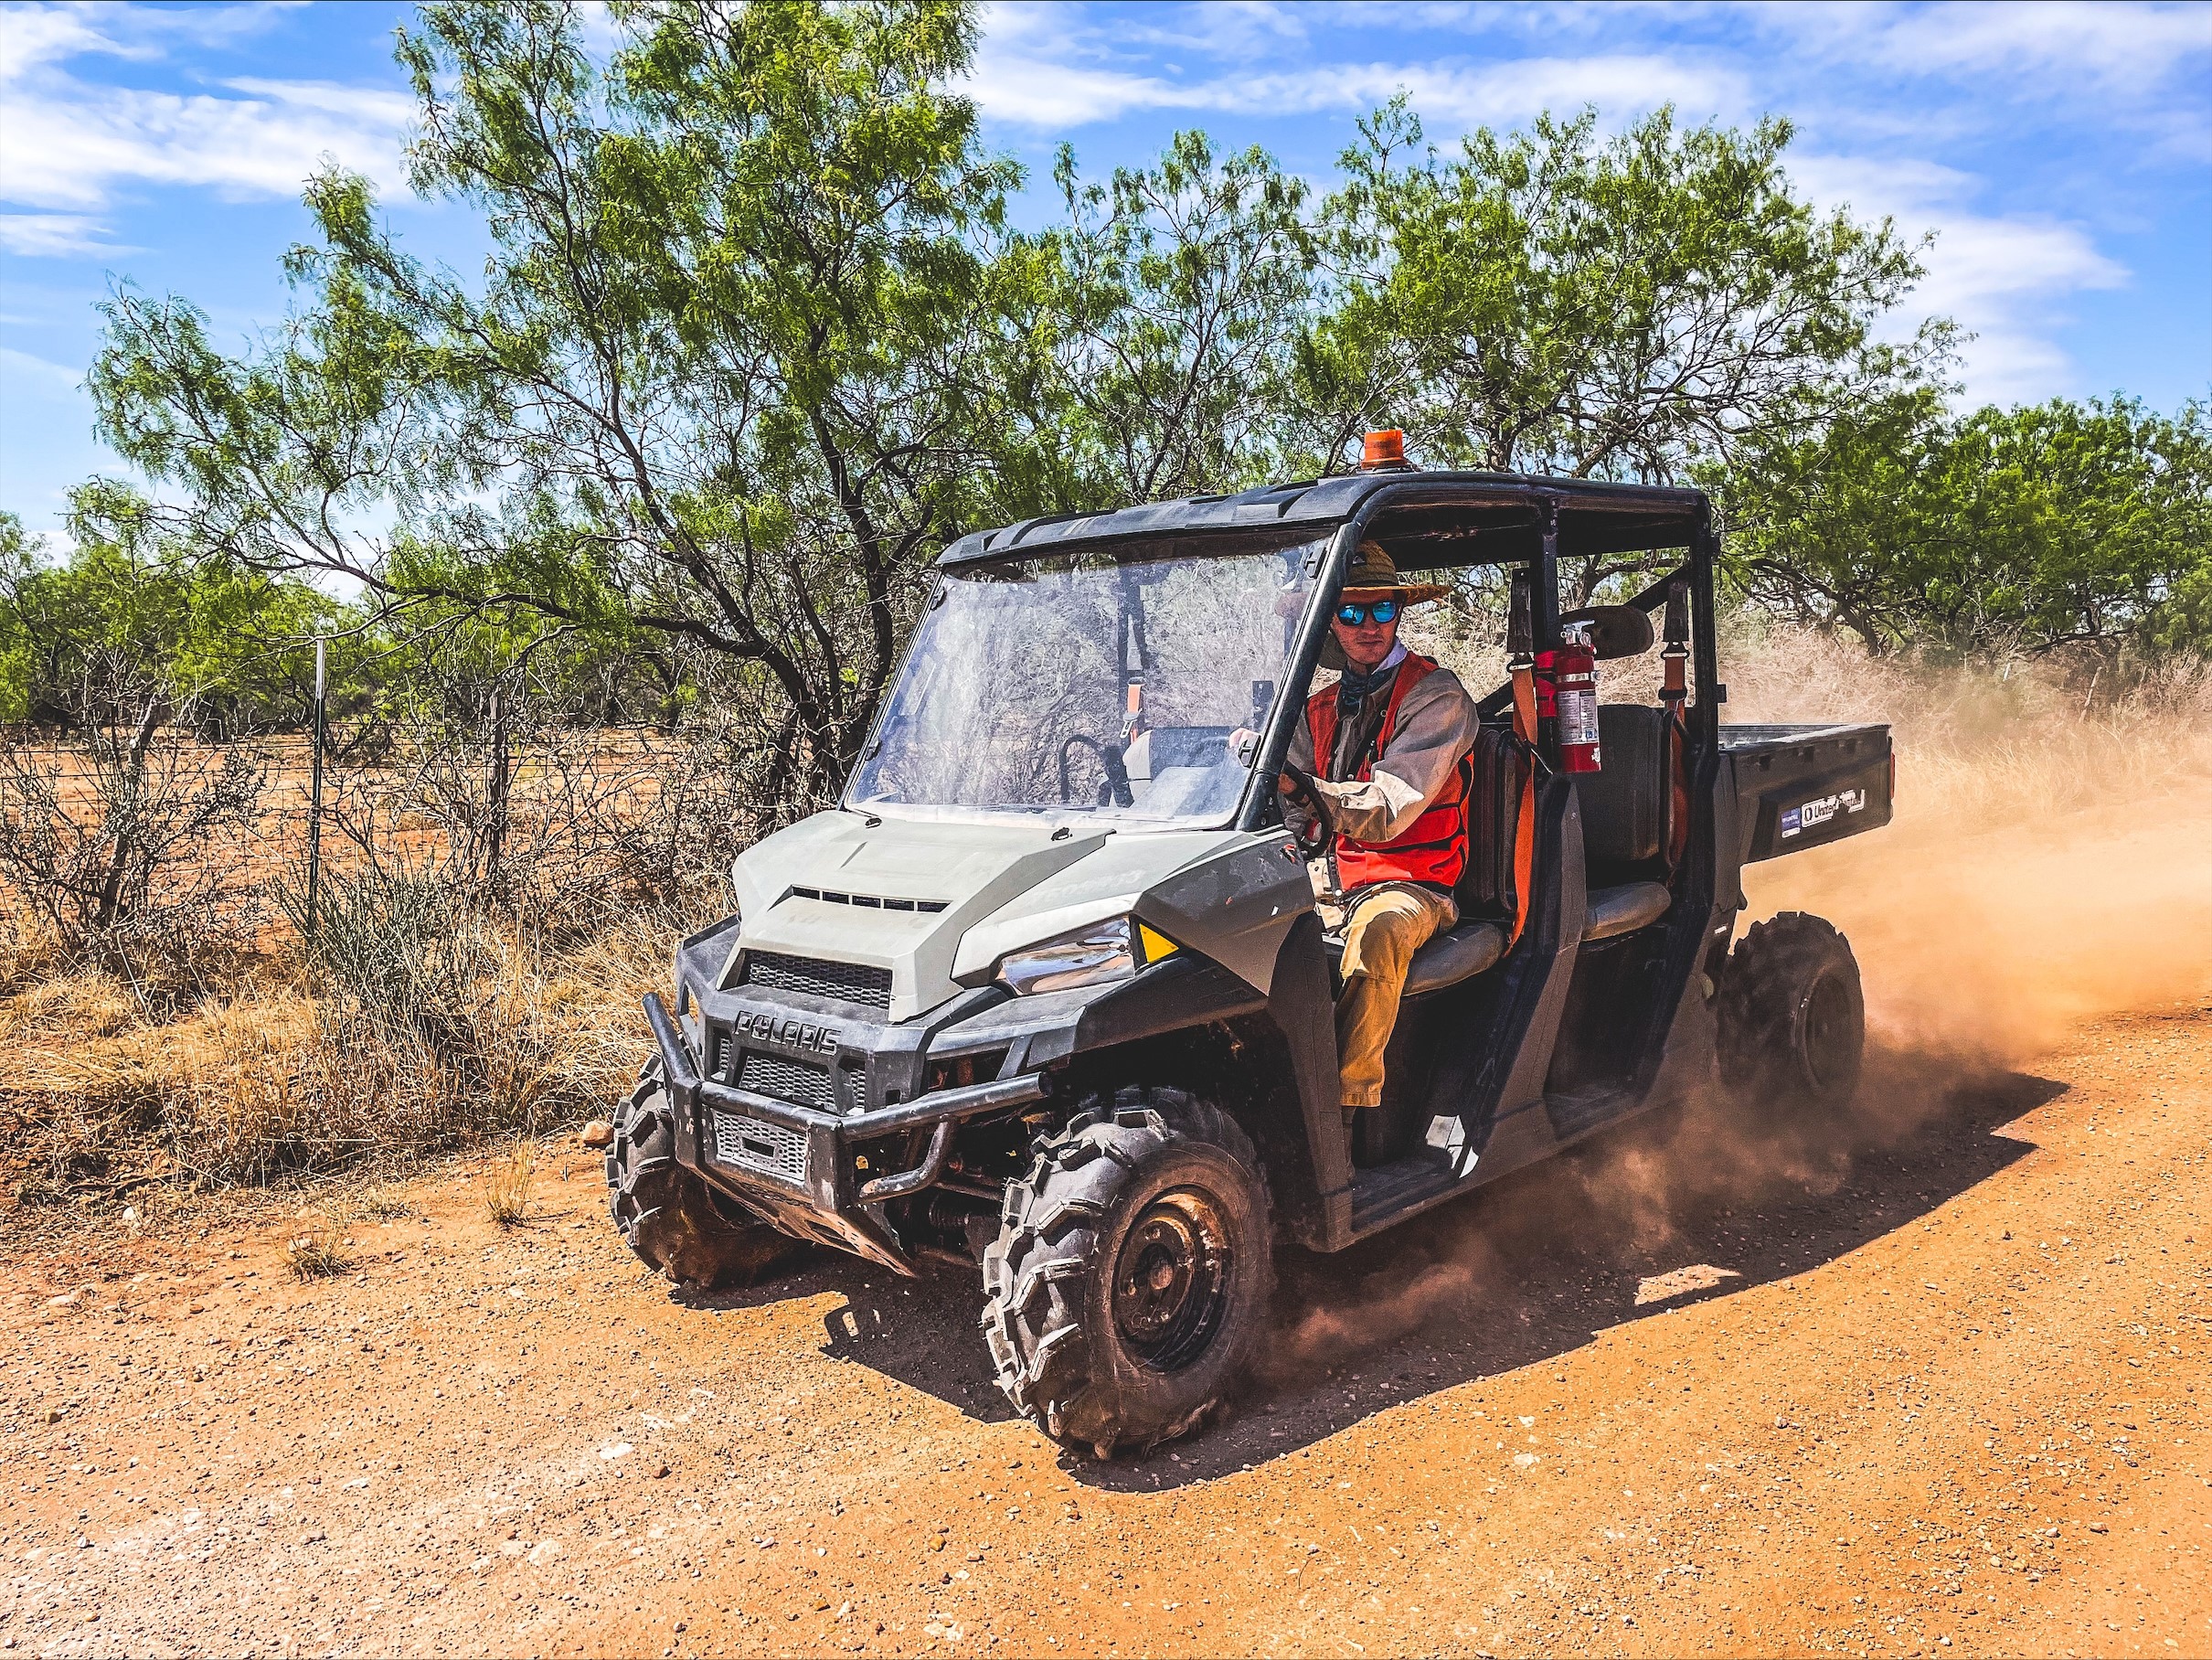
[5,996,2207,1659]
[6,762,2209,1658]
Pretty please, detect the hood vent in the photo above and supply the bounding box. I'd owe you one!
[787,886,948,914]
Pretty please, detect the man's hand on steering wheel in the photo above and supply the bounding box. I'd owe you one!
[1279,762,1334,853]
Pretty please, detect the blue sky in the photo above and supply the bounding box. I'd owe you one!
[3,0,2208,538]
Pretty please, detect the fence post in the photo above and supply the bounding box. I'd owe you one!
[486,685,510,890]
[305,636,326,939]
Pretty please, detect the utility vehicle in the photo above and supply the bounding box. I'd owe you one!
[607,463,1893,1455]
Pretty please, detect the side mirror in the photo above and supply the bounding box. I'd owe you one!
[1559,604,1655,661]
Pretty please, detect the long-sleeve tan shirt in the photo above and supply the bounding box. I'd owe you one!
[1286,659,1481,845]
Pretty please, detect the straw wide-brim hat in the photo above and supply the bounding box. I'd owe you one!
[1341,542,1448,604]
[1320,542,1447,668]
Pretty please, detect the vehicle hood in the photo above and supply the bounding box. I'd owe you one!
[724,811,1305,1022]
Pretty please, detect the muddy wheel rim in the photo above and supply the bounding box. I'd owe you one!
[1111,1187,1233,1371]
[1801,972,1856,1094]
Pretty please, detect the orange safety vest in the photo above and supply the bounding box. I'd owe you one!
[1305,653,1473,892]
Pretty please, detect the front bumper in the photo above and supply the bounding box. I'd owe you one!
[644,913,1269,1272]
[643,990,1050,1272]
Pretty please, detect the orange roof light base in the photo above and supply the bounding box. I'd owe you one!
[1360,429,1412,472]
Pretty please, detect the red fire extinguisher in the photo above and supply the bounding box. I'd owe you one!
[1556,621,1601,773]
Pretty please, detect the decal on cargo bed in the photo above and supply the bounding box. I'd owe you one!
[1781,788,1868,838]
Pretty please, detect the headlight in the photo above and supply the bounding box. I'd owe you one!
[996,916,1179,995]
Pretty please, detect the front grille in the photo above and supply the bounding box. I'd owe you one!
[712,1111,810,1187]
[740,952,892,1009]
[737,1051,835,1113]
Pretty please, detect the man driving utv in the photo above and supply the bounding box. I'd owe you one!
[1276,543,1479,1137]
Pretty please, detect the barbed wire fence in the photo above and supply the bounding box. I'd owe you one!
[0,637,795,1190]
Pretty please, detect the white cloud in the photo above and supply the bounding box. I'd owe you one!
[1349,54,1745,129]
[1755,0,2212,161]
[969,4,1745,133]
[0,2,292,79]
[0,2,410,251]
[963,54,1195,128]
[0,213,131,258]
[0,80,412,210]
[1768,1,2212,98]
[1119,1,1312,58]
[0,343,80,389]
[0,4,110,80]
[1787,154,2129,405]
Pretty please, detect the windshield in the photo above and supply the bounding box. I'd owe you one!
[848,530,1324,825]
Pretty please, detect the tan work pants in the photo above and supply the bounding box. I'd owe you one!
[1322,882,1457,1110]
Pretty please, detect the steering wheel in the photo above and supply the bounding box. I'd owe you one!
[1058,735,1134,808]
[1279,762,1335,852]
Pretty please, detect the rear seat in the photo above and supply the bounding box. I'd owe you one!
[1583,879,1669,941]
[1572,702,1675,945]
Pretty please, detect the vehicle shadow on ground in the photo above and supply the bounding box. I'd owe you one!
[672,1250,1020,1425]
[688,1045,2065,1488]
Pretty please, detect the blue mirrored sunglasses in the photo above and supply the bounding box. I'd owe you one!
[1335,599,1399,626]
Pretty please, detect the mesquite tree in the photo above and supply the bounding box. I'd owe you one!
[1715,391,2212,656]
[91,0,1034,808]
[1300,101,1945,599]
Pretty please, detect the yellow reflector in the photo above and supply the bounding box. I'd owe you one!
[1136,922,1178,965]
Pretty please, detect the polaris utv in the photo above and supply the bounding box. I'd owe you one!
[608,466,1893,1456]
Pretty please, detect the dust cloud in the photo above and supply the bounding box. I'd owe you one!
[1739,691,2212,1069]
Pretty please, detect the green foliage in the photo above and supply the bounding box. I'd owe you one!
[0,488,350,733]
[57,0,2201,820]
[1036,129,1317,504]
[1301,102,1942,599]
[1305,103,1935,471]
[1717,394,2212,657]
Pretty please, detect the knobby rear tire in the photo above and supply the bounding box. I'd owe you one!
[1717,910,1866,1113]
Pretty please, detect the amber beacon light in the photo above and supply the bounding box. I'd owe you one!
[1360,429,1411,472]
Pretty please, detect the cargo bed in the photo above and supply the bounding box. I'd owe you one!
[1721,722,1893,863]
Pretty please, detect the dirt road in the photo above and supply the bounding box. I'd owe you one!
[6,991,2207,1659]
[10,750,2212,1660]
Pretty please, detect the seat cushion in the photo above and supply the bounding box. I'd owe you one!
[1582,880,1671,942]
[1404,920,1507,996]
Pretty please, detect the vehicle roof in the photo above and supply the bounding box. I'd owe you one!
[939,470,1708,570]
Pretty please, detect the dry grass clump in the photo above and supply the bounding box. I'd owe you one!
[1,896,674,1208]
[284,1208,354,1279]
[358,1189,416,1221]
[480,1143,537,1228]
[163,992,324,1184]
